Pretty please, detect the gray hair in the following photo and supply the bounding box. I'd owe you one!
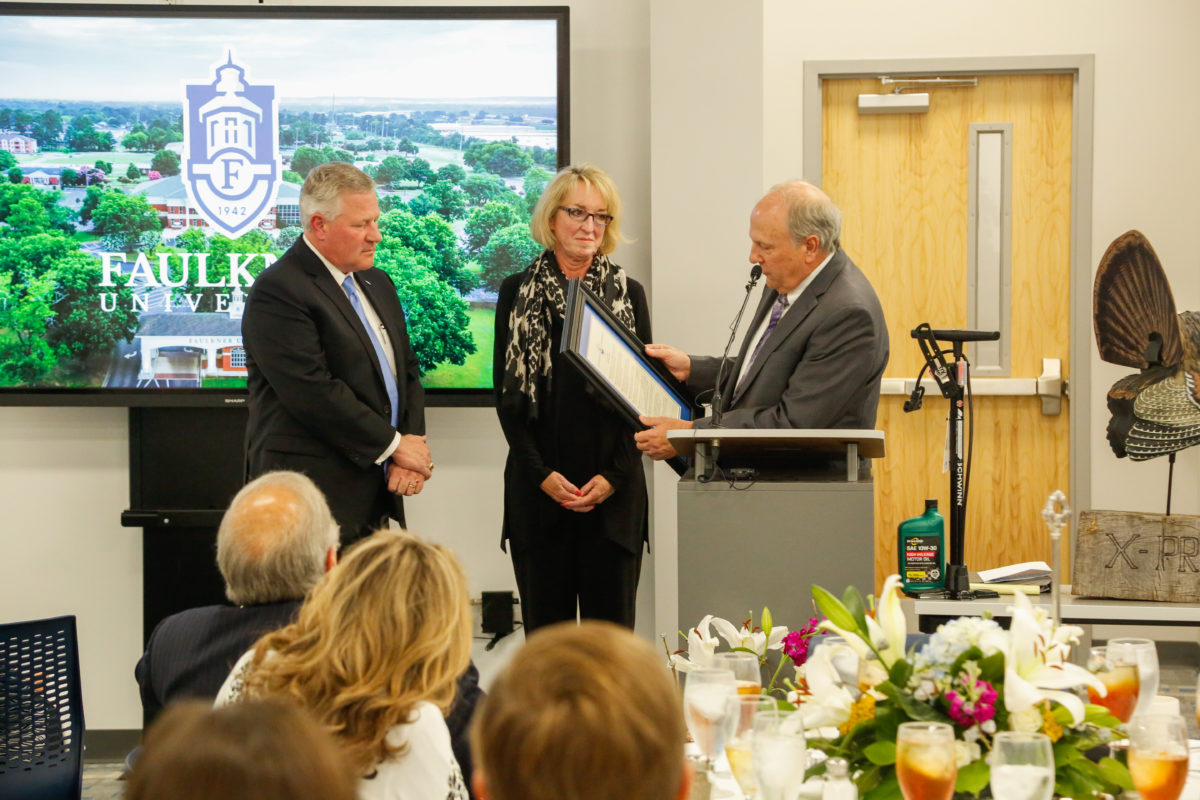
[216,471,339,606]
[299,162,376,232]
[769,180,842,252]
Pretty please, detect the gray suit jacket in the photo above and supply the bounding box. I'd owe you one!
[690,250,888,429]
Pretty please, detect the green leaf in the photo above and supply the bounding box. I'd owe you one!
[888,658,913,687]
[863,770,900,800]
[863,741,897,766]
[1051,703,1074,725]
[1084,703,1123,727]
[873,705,902,743]
[977,651,1005,683]
[761,606,773,638]
[1052,740,1082,765]
[955,758,990,796]
[855,764,882,792]
[843,585,869,631]
[812,584,862,635]
[883,684,945,722]
[1097,756,1134,791]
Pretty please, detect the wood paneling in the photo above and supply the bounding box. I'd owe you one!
[822,74,1074,589]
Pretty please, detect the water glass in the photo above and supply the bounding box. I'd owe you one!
[751,708,806,800]
[683,667,737,770]
[1087,646,1139,722]
[896,721,957,800]
[1107,638,1159,719]
[724,693,777,798]
[1127,713,1189,800]
[713,651,764,695]
[988,731,1054,800]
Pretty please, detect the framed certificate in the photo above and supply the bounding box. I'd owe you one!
[561,279,697,430]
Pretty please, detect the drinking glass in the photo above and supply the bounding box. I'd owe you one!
[751,708,806,800]
[1127,713,1189,800]
[988,731,1054,800]
[683,667,737,771]
[713,651,764,695]
[724,693,777,798]
[1087,646,1140,722]
[1107,638,1160,719]
[895,721,957,800]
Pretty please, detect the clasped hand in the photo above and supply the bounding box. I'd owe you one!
[389,434,432,496]
[540,471,614,513]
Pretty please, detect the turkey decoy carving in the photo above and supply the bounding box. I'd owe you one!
[1094,229,1200,462]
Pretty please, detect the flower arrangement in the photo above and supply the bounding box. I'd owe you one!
[671,576,1133,800]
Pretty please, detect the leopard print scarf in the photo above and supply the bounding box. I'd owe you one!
[500,250,635,420]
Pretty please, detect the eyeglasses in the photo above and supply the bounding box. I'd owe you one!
[558,206,614,227]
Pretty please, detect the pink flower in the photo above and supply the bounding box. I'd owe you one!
[947,674,997,727]
[782,617,821,664]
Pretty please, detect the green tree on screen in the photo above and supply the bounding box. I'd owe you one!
[480,222,541,291]
[0,270,57,385]
[373,240,475,373]
[150,149,180,177]
[522,166,553,214]
[91,192,161,251]
[289,146,326,178]
[464,202,520,258]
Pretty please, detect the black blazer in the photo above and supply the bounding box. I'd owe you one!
[242,239,424,539]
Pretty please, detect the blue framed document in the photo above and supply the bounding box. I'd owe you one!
[561,280,694,475]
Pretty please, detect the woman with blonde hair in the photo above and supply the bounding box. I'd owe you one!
[493,164,651,633]
[216,530,472,800]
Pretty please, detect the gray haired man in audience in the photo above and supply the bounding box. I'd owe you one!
[134,470,483,785]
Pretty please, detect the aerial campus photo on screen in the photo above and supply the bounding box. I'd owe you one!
[0,14,559,392]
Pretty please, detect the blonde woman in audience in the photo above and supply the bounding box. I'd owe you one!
[470,620,692,800]
[217,530,472,800]
[126,699,357,800]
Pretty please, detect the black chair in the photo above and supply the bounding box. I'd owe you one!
[0,615,85,800]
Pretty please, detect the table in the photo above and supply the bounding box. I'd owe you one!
[911,586,1200,652]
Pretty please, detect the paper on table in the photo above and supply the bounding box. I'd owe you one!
[977,561,1052,583]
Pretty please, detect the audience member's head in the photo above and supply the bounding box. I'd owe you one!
[217,470,340,606]
[241,530,472,775]
[126,699,356,800]
[471,620,690,800]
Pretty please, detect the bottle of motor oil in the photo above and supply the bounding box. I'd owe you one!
[898,499,945,593]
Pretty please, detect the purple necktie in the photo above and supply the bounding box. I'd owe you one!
[736,294,789,394]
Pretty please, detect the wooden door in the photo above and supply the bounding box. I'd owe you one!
[821,74,1074,588]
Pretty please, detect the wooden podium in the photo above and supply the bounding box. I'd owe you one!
[668,429,885,631]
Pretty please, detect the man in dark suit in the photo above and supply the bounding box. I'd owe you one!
[135,470,484,787]
[242,162,432,542]
[635,181,889,459]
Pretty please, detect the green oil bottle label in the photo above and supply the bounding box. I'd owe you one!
[902,535,942,582]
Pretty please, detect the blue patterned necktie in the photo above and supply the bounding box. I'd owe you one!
[735,293,790,394]
[342,275,399,428]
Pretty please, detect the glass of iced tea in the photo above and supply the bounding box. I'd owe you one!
[1108,637,1159,719]
[713,651,764,695]
[1127,713,1189,800]
[896,722,957,800]
[1087,646,1140,722]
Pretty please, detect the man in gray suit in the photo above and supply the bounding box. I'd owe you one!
[635,181,888,460]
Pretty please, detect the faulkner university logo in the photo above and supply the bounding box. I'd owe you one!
[182,53,282,238]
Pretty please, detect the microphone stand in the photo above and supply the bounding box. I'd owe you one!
[697,264,762,483]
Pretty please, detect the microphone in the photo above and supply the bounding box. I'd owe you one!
[709,263,763,428]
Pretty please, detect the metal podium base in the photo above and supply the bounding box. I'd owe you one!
[677,476,875,631]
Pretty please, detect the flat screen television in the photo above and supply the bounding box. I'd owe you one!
[0,2,568,406]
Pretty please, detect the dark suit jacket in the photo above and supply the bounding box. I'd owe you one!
[242,238,424,540]
[135,601,484,790]
[690,250,889,429]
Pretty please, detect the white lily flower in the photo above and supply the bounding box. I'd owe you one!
[711,615,789,657]
[795,639,855,729]
[670,615,719,672]
[1003,591,1106,723]
[875,574,907,667]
